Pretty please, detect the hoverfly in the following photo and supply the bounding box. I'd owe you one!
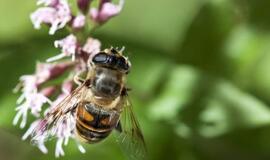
[33,47,146,160]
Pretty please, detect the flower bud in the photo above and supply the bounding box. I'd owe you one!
[47,34,78,62]
[90,0,124,24]
[61,80,74,94]
[72,14,86,29]
[36,62,75,85]
[77,0,91,14]
[41,86,58,97]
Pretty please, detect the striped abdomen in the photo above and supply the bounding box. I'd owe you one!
[76,102,120,143]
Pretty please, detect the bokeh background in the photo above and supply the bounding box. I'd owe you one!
[2,0,270,160]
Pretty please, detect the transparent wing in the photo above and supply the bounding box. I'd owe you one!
[116,95,147,160]
[46,84,86,123]
[31,83,87,141]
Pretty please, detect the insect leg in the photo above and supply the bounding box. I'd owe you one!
[121,87,131,96]
[115,122,122,133]
[74,70,86,85]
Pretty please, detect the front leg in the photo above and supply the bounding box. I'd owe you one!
[74,70,87,85]
[121,87,131,96]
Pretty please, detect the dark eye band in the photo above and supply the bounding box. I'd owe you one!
[92,52,130,73]
[92,53,108,64]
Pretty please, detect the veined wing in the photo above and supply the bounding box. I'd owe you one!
[31,83,87,141]
[115,95,147,160]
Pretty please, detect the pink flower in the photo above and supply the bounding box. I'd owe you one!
[17,75,37,94]
[47,34,78,62]
[82,37,101,57]
[53,114,76,157]
[13,61,74,129]
[40,86,58,97]
[37,0,59,6]
[22,119,48,154]
[13,76,52,129]
[90,0,124,24]
[73,37,101,63]
[36,62,75,84]
[61,80,74,94]
[22,81,85,157]
[29,113,85,157]
[31,0,72,35]
[50,106,85,157]
[72,14,86,29]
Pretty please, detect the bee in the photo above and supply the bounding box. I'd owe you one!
[36,47,146,159]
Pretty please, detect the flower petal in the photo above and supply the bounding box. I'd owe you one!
[31,0,72,35]
[82,37,101,57]
[90,0,124,24]
[22,120,40,140]
[77,143,86,153]
[48,34,77,62]
[72,14,86,29]
[55,138,65,157]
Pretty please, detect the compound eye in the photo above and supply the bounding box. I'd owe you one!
[92,53,108,64]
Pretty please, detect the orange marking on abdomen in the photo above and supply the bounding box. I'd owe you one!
[77,105,94,122]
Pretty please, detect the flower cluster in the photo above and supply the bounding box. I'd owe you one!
[31,0,124,35]
[13,0,124,157]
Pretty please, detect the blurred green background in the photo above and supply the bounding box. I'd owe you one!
[2,0,270,160]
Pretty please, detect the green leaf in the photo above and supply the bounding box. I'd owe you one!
[199,81,270,137]
[148,65,201,121]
